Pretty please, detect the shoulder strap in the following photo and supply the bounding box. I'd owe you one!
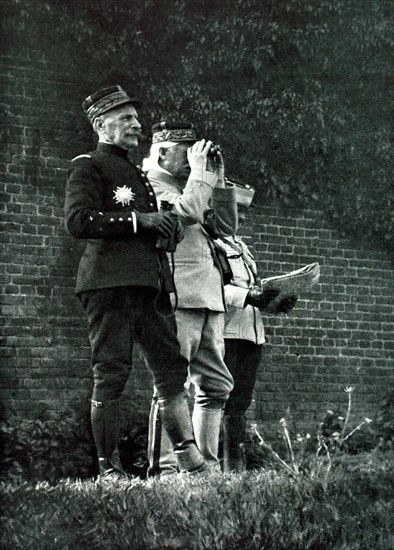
[199,223,233,285]
[221,236,257,276]
[221,236,244,255]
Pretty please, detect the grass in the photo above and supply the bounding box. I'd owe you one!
[1,387,393,548]
[1,450,393,550]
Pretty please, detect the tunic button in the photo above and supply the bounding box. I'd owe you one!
[109,218,115,222]
[119,217,123,222]
[149,202,154,208]
[127,217,132,222]
[149,191,154,196]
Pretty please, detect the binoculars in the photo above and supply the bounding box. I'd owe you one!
[156,201,178,253]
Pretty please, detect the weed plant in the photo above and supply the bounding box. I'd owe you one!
[1,388,393,548]
[249,387,377,484]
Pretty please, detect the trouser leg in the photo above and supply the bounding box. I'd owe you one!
[138,298,205,474]
[146,308,233,474]
[186,310,233,466]
[223,340,262,416]
[222,340,263,472]
[136,292,190,399]
[180,310,233,407]
[80,287,138,478]
[80,288,136,403]
[223,414,247,472]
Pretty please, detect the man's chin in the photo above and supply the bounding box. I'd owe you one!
[121,137,138,149]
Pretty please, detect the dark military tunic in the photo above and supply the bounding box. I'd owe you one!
[64,142,186,401]
[65,142,171,294]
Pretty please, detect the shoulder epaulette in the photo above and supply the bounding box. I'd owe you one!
[71,154,92,162]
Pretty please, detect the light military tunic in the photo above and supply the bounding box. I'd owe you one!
[218,235,265,344]
[146,168,237,311]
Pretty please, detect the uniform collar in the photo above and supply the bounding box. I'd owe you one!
[97,141,130,160]
[147,169,185,191]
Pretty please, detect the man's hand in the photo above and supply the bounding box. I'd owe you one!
[276,295,298,314]
[136,212,176,237]
[244,287,280,309]
[187,139,213,172]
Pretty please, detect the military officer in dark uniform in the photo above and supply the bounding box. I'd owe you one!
[65,85,206,479]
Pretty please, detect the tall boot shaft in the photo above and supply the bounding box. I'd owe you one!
[223,414,247,473]
[192,406,223,466]
[90,399,123,474]
[158,393,205,473]
[147,395,177,477]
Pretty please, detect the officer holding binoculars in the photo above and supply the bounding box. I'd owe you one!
[143,121,238,475]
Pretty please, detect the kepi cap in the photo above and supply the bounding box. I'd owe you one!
[226,178,255,207]
[82,85,142,124]
[151,121,197,144]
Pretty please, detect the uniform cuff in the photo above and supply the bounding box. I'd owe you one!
[131,211,137,233]
[212,186,236,202]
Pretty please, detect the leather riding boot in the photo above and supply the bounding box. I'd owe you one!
[147,394,177,477]
[223,414,247,473]
[192,406,223,468]
[158,393,206,474]
[91,399,126,479]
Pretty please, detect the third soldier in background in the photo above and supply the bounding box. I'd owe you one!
[218,182,298,472]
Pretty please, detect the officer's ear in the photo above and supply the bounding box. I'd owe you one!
[93,116,104,135]
[158,147,168,161]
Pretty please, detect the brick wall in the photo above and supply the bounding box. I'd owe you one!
[1,50,393,435]
[246,210,394,432]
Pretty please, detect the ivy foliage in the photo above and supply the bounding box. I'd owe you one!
[0,409,95,482]
[0,409,149,482]
[4,0,393,250]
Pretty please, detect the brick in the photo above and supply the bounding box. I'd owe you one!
[0,50,392,432]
